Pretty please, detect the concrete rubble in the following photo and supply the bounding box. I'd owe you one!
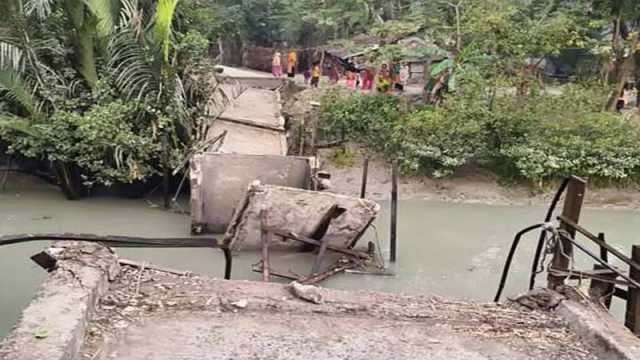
[223,182,380,250]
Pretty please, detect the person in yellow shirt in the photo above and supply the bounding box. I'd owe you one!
[287,50,298,78]
[310,62,321,87]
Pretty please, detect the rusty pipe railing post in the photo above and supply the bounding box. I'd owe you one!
[390,160,399,263]
[547,176,585,290]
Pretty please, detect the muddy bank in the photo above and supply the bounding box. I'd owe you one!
[319,149,640,211]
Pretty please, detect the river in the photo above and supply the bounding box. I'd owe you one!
[2,176,640,338]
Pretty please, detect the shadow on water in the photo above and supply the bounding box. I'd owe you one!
[2,177,640,338]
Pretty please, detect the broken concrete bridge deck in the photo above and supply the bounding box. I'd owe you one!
[3,242,640,360]
[81,266,601,360]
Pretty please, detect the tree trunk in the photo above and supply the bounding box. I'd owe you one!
[607,34,639,112]
[53,161,89,200]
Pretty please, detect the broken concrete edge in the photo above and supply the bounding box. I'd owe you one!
[222,182,381,251]
[217,116,285,132]
[555,298,640,360]
[0,242,120,360]
[220,76,289,90]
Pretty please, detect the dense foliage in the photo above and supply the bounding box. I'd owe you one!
[0,0,220,197]
[321,83,640,183]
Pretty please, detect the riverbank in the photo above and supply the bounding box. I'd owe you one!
[319,149,640,211]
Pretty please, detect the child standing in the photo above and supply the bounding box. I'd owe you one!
[303,68,311,86]
[346,70,356,90]
[310,62,321,88]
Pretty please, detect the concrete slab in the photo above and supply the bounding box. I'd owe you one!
[219,88,284,130]
[98,312,554,360]
[208,120,287,155]
[223,183,380,250]
[218,66,273,78]
[190,154,313,234]
[82,270,600,360]
[556,299,640,360]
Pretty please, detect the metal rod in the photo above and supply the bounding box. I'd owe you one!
[529,177,570,290]
[0,233,232,280]
[390,160,398,262]
[0,233,220,248]
[360,156,369,199]
[494,223,545,302]
[268,230,370,259]
[558,215,640,274]
[557,232,640,290]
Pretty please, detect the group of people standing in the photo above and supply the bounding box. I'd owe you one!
[272,50,322,87]
[272,49,407,93]
[271,50,297,78]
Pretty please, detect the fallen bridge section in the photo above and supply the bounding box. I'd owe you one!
[190,154,314,234]
[223,183,380,251]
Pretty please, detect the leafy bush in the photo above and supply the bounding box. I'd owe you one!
[319,89,409,156]
[2,101,160,186]
[319,84,640,183]
[401,101,488,177]
[500,112,640,181]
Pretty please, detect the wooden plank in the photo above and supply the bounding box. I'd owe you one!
[261,230,271,282]
[625,245,640,334]
[548,176,585,290]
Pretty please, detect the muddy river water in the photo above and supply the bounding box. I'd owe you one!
[2,178,640,338]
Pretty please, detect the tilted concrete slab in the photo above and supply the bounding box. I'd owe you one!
[218,65,288,90]
[219,88,284,130]
[208,120,287,155]
[223,183,380,250]
[190,154,313,234]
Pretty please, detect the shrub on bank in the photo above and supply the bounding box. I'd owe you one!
[1,101,160,186]
[319,84,640,183]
